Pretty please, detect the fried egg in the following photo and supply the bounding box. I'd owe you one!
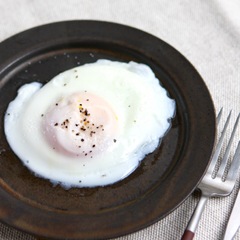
[4,60,175,188]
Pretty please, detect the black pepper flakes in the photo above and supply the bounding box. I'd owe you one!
[84,109,90,116]
[90,131,96,137]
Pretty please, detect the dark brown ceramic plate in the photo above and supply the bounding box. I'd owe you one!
[0,21,215,240]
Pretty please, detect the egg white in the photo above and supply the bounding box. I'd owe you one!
[4,60,175,188]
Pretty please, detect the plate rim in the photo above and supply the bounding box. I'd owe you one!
[0,20,216,239]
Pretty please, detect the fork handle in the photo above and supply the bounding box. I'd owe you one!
[181,194,209,240]
[181,230,194,240]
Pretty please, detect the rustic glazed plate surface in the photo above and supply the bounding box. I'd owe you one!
[0,21,216,239]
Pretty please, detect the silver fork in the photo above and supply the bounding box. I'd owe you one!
[181,109,240,240]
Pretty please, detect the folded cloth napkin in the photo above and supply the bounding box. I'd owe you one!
[0,0,240,239]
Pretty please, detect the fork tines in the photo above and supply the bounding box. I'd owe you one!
[209,108,240,180]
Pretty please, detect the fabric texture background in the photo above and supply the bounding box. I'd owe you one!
[0,0,240,239]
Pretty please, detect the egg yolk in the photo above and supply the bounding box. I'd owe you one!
[42,92,118,158]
